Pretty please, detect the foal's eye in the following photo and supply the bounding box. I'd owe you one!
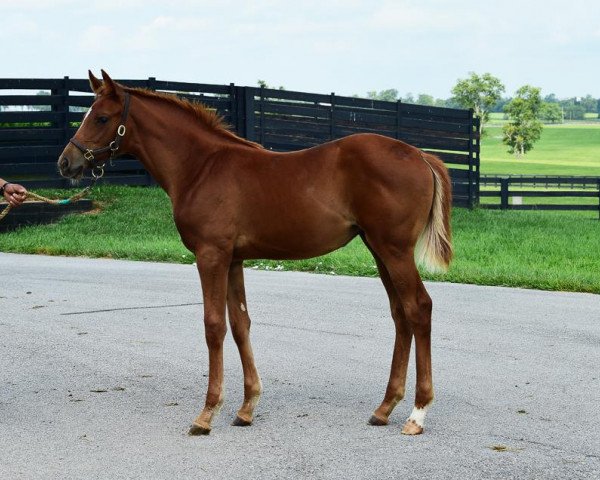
[97,116,109,124]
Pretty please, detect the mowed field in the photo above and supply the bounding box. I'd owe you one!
[1,185,599,293]
[481,120,600,176]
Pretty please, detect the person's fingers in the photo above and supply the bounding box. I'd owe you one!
[5,184,27,195]
[7,193,25,206]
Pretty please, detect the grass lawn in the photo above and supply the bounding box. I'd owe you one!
[480,124,600,176]
[1,186,599,294]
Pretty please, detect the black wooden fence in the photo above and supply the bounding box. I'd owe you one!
[1,77,480,207]
[480,175,600,217]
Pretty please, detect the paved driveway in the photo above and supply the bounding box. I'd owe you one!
[1,253,599,479]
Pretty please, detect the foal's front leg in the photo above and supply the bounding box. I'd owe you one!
[189,247,231,436]
[227,261,262,426]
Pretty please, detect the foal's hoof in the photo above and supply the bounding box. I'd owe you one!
[231,415,252,427]
[188,423,211,436]
[401,419,424,435]
[368,414,388,426]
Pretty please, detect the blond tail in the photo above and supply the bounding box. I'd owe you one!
[415,153,453,273]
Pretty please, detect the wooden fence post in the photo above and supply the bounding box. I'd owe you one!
[52,76,70,145]
[259,85,265,146]
[500,177,510,209]
[243,87,256,142]
[396,100,402,140]
[473,116,481,207]
[597,179,600,220]
[467,108,475,209]
[330,92,335,140]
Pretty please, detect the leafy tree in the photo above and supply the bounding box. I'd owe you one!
[580,94,597,113]
[491,97,510,113]
[502,85,544,157]
[257,80,285,90]
[451,72,505,135]
[402,92,415,104]
[30,91,51,112]
[366,89,399,102]
[539,102,563,123]
[416,93,434,106]
[562,103,585,120]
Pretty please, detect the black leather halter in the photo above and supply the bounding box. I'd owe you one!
[69,92,131,169]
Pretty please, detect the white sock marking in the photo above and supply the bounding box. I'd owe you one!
[408,405,429,427]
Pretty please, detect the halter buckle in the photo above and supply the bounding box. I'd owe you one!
[84,149,95,161]
[92,164,105,179]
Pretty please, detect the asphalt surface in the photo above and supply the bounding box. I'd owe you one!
[1,252,599,480]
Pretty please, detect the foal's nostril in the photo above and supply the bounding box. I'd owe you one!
[59,155,70,170]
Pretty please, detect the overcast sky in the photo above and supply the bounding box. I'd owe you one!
[1,0,599,99]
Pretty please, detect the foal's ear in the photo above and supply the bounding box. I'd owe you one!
[88,70,103,94]
[100,69,119,96]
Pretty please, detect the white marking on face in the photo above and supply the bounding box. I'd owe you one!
[408,405,429,427]
[81,107,93,126]
[240,303,246,312]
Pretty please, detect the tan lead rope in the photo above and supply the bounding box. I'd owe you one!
[0,184,95,222]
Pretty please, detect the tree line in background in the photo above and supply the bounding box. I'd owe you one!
[367,72,599,157]
[365,76,599,125]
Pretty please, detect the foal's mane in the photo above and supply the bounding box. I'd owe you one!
[123,86,264,150]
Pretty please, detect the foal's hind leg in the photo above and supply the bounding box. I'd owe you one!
[226,261,262,426]
[366,238,435,435]
[366,248,412,427]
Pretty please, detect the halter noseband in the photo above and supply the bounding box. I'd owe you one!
[69,92,131,176]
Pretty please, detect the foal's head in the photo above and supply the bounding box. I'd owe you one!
[58,70,128,179]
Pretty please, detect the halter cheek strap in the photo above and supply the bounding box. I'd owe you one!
[69,92,131,169]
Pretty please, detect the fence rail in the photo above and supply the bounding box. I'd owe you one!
[1,77,480,207]
[480,175,600,217]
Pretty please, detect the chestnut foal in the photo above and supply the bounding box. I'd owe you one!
[58,71,453,436]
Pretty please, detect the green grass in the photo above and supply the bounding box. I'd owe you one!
[1,186,599,293]
[481,124,600,176]
[479,122,600,207]
[0,186,191,263]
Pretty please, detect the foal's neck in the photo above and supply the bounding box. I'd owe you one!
[124,93,236,196]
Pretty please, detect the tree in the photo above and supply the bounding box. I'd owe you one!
[257,80,285,90]
[416,93,434,106]
[491,97,510,113]
[366,89,399,102]
[502,85,544,157]
[30,91,51,112]
[402,92,415,104]
[539,102,563,124]
[580,94,597,113]
[451,72,505,135]
[562,103,585,120]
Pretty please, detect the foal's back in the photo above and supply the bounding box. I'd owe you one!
[194,133,435,261]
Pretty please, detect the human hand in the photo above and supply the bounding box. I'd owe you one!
[2,183,28,207]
